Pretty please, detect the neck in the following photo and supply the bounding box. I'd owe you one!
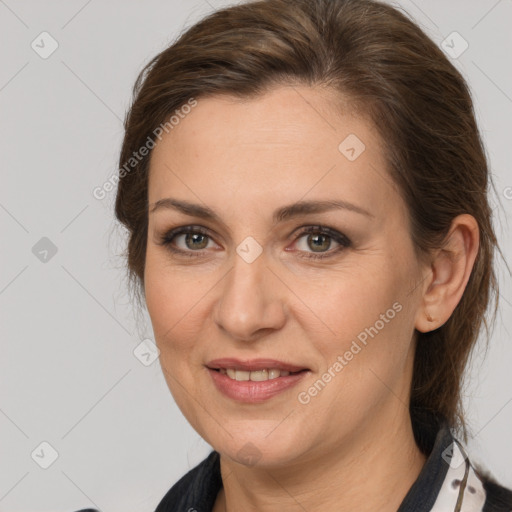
[214,407,427,512]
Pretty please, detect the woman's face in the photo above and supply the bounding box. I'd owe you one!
[145,85,428,468]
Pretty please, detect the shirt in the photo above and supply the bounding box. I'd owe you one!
[74,417,512,512]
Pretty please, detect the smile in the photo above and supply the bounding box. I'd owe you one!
[206,358,310,402]
[219,368,296,381]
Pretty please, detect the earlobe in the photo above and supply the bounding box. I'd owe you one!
[415,309,435,334]
[414,214,480,334]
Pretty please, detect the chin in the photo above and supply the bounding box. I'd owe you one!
[211,427,311,469]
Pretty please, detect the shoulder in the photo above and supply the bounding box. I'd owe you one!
[475,466,512,511]
[71,452,221,512]
[154,450,222,512]
[482,479,512,511]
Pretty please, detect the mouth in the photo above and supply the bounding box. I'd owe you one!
[212,367,306,381]
[206,358,310,402]
[207,358,309,378]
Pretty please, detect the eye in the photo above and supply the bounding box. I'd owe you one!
[158,225,217,258]
[291,226,351,260]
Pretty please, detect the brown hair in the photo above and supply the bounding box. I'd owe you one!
[114,0,503,440]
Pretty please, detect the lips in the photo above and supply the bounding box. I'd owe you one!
[206,358,310,402]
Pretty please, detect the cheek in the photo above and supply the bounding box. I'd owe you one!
[307,264,402,335]
[144,249,208,340]
[144,257,209,414]
[302,256,415,387]
[144,265,195,375]
[298,272,414,436]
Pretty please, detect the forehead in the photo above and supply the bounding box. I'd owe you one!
[148,85,397,220]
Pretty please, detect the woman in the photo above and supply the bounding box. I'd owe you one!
[80,0,512,510]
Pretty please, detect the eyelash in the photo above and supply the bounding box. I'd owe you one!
[158,225,351,261]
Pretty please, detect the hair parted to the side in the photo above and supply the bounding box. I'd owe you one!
[114,0,503,442]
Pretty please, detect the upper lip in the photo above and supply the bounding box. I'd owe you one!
[206,358,309,373]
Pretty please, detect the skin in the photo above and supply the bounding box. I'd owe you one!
[144,84,479,512]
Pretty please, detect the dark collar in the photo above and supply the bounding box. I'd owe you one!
[397,419,453,511]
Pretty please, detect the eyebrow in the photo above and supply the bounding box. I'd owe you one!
[149,197,374,223]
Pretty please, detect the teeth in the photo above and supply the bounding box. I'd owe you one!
[235,370,250,381]
[220,368,294,381]
[268,369,281,379]
[250,369,268,382]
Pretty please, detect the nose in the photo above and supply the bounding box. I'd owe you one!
[213,250,287,342]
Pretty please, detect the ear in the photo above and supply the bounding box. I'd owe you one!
[415,214,480,333]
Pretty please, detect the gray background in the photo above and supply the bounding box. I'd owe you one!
[0,0,511,510]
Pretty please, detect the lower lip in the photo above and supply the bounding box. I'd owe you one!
[207,368,309,403]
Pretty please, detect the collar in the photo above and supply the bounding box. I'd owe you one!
[398,419,486,511]
[155,420,488,511]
